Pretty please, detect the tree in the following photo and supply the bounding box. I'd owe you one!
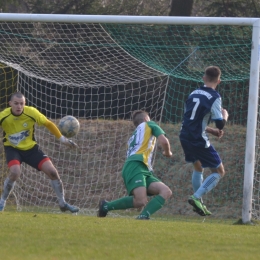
[0,0,103,14]
[199,0,260,17]
[99,0,169,15]
[6,0,100,14]
[0,0,171,15]
[0,0,26,13]
[1,0,260,17]
[169,0,194,16]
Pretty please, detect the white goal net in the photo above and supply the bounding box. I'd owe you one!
[0,14,259,223]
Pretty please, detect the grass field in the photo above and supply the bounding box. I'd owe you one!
[1,211,259,260]
[0,120,258,259]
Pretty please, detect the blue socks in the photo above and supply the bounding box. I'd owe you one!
[192,170,203,192]
[194,173,221,199]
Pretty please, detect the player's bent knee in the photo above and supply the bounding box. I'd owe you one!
[133,198,147,208]
[220,171,225,177]
[160,186,172,200]
[216,164,225,177]
[217,169,225,177]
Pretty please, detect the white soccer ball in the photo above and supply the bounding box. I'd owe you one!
[58,116,80,138]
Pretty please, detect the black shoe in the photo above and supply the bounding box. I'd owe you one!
[192,204,212,216]
[192,207,206,216]
[97,200,108,217]
[136,215,150,220]
[188,196,206,216]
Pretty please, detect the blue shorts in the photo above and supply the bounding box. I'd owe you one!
[179,139,221,168]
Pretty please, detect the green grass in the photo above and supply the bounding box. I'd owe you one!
[1,211,260,260]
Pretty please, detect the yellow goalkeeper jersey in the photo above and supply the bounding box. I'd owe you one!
[0,106,48,150]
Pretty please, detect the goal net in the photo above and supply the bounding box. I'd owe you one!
[0,15,259,222]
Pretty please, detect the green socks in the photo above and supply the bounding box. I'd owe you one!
[104,195,166,219]
[106,196,134,211]
[138,195,165,219]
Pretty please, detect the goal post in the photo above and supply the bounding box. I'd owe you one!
[0,14,259,223]
[242,18,260,224]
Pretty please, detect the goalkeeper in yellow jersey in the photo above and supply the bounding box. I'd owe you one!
[97,110,172,219]
[0,91,79,213]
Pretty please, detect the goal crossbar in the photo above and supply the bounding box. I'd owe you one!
[0,13,257,26]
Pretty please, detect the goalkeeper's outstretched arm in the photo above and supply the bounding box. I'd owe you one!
[44,119,78,148]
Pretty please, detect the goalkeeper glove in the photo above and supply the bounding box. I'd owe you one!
[59,136,79,149]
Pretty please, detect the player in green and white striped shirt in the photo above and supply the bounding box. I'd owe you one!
[97,110,172,219]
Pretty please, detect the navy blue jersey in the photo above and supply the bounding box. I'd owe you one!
[179,85,223,148]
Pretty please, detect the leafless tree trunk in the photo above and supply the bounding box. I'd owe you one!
[169,0,194,16]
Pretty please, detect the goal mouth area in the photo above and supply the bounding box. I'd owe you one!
[0,15,258,223]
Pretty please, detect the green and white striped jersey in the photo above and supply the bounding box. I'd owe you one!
[125,121,165,171]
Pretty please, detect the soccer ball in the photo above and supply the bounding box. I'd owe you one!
[58,116,80,138]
